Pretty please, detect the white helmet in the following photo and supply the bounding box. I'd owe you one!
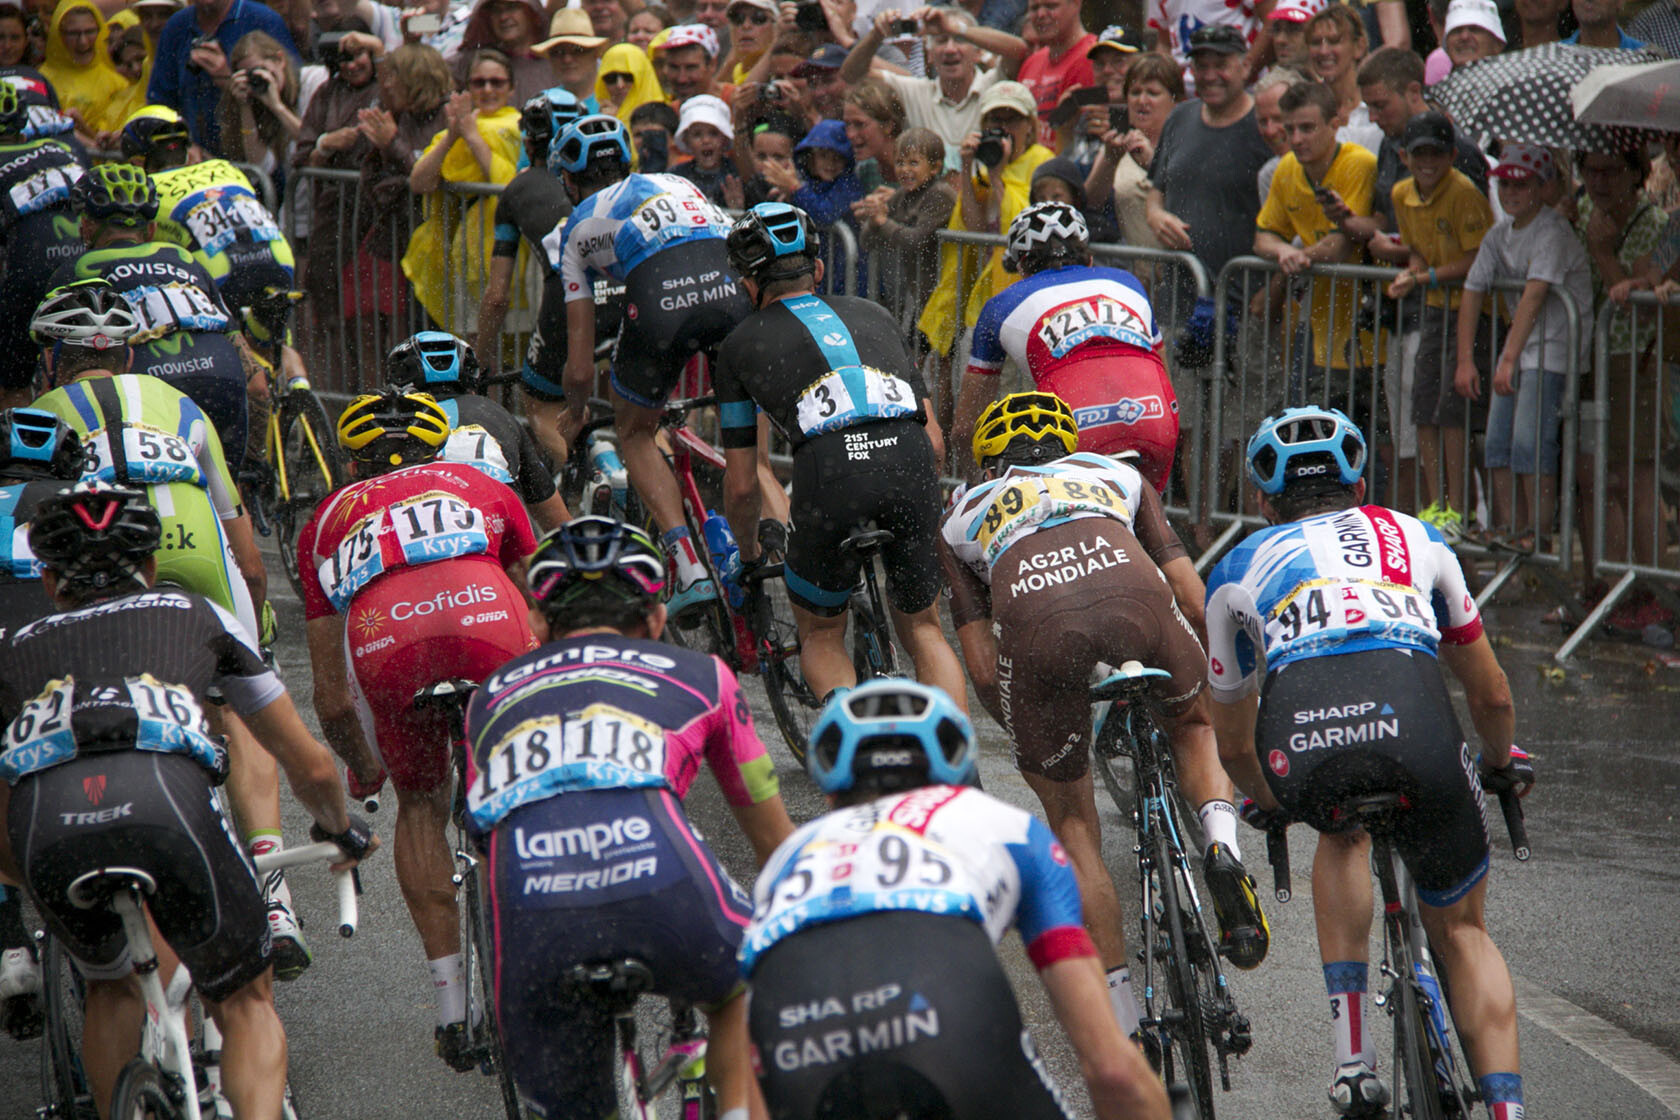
[1003,201,1089,274]
[30,279,139,352]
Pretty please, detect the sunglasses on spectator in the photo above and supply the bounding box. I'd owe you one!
[729,7,772,25]
[470,75,510,88]
[602,72,634,85]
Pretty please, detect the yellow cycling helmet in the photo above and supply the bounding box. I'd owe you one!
[337,388,451,471]
[972,391,1078,466]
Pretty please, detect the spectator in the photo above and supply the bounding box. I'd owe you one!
[1083,51,1182,250]
[595,43,664,124]
[1017,0,1094,149]
[1455,144,1590,554]
[40,0,130,143]
[312,0,404,53]
[658,22,722,102]
[671,92,740,205]
[1513,0,1570,45]
[104,21,153,134]
[1264,0,1327,71]
[841,76,904,192]
[455,0,550,105]
[628,5,674,49]
[839,7,1026,171]
[220,30,303,178]
[1305,3,1381,153]
[722,0,776,83]
[1628,0,1679,56]
[1147,0,1264,77]
[1439,0,1506,73]
[1030,156,1116,245]
[693,0,730,39]
[149,0,301,153]
[1254,65,1303,201]
[629,98,678,169]
[584,0,631,44]
[132,0,182,75]
[0,7,28,67]
[533,9,606,110]
[856,125,954,330]
[1563,0,1644,46]
[789,116,860,228]
[1052,24,1140,163]
[737,109,805,202]
[404,47,521,332]
[791,42,847,122]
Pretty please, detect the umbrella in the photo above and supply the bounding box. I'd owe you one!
[1428,42,1669,153]
[1571,59,1680,132]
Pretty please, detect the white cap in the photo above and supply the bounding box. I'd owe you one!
[675,94,732,151]
[1443,0,1506,43]
[661,22,720,57]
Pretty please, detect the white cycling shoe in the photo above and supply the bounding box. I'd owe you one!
[0,946,43,1039]
[1329,1060,1391,1117]
[265,898,311,982]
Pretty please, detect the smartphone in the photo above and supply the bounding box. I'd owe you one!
[405,12,442,35]
[1108,105,1128,133]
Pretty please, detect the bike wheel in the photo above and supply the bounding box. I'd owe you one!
[274,392,348,600]
[108,1058,179,1119]
[1391,959,1449,1120]
[847,591,899,682]
[755,581,818,768]
[1153,828,1217,1120]
[461,863,523,1119]
[40,936,95,1119]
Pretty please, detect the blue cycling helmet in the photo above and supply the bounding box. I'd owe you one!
[386,331,483,395]
[1246,406,1367,495]
[725,201,818,285]
[0,408,86,481]
[807,680,976,795]
[521,87,581,163]
[549,114,632,177]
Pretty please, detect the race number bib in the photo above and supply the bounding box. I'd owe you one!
[320,510,387,612]
[1034,293,1153,359]
[183,192,281,256]
[468,703,669,828]
[440,427,514,485]
[81,424,206,487]
[0,677,75,781]
[629,192,725,243]
[976,475,1130,562]
[388,492,489,566]
[123,283,230,336]
[793,365,917,438]
[127,674,223,772]
[1268,579,1435,651]
[9,163,79,216]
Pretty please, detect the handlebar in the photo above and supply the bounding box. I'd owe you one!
[253,841,360,938]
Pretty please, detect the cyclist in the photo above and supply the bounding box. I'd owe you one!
[1206,407,1529,1120]
[715,202,964,709]
[0,408,87,1038]
[384,330,570,531]
[939,390,1267,1047]
[743,679,1171,1120]
[298,387,540,1071]
[28,280,316,979]
[0,480,375,1120]
[952,202,1180,492]
[51,163,250,471]
[0,80,85,409]
[547,113,752,618]
[119,104,296,318]
[462,515,794,1119]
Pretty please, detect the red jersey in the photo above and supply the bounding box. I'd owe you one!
[297,461,538,620]
[1016,34,1097,148]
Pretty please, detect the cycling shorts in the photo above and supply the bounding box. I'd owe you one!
[784,419,945,618]
[990,519,1205,782]
[131,332,250,473]
[520,274,570,401]
[6,750,272,1003]
[1255,647,1491,907]
[610,239,750,409]
[344,559,535,792]
[0,212,81,390]
[487,785,751,1116]
[749,911,1074,1120]
[1036,347,1178,494]
[151,491,259,644]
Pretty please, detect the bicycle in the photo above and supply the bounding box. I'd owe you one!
[1089,662,1253,1120]
[840,527,901,684]
[566,958,716,1120]
[1265,779,1530,1120]
[39,841,357,1120]
[412,678,524,1120]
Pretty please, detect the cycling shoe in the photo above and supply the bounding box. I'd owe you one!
[1203,842,1270,970]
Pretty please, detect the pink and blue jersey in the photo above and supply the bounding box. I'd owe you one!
[967,264,1162,382]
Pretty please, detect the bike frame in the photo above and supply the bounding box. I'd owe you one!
[613,1002,710,1120]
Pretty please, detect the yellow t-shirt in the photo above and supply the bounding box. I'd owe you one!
[1392,169,1491,310]
[1258,143,1378,370]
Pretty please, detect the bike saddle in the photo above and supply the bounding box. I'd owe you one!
[66,867,157,911]
[1327,791,1412,835]
[1090,660,1172,702]
[840,528,896,556]
[567,958,657,1011]
[412,679,480,712]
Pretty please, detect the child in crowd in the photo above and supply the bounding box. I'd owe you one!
[740,111,805,206]
[109,24,147,83]
[1454,143,1591,550]
[789,118,861,230]
[670,93,739,207]
[628,100,677,172]
[1029,156,1119,245]
[857,127,956,331]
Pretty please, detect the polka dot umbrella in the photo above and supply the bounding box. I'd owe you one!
[1428,42,1668,153]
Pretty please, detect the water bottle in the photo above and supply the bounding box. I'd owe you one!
[700,510,744,611]
[584,432,628,517]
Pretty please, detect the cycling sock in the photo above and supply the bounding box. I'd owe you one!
[1106,966,1142,1036]
[1478,1072,1524,1119]
[430,954,466,1026]
[1198,800,1240,858]
[0,886,26,950]
[1323,962,1370,1067]
[662,527,708,586]
[247,831,294,910]
[719,1110,749,1120]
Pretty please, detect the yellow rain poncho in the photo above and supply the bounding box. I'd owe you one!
[594,43,664,124]
[102,10,152,131]
[40,1,131,135]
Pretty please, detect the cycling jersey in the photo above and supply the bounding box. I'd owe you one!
[1204,505,1484,700]
[0,136,85,389]
[52,241,235,342]
[547,172,730,295]
[0,480,63,637]
[493,167,572,397]
[462,633,779,833]
[743,784,1091,972]
[150,159,295,310]
[433,391,557,506]
[0,137,83,231]
[33,373,256,638]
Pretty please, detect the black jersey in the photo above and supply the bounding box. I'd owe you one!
[0,136,82,233]
[51,241,234,342]
[0,588,284,783]
[492,166,571,260]
[0,480,63,637]
[713,293,929,452]
[435,392,558,507]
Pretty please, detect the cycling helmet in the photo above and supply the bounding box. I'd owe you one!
[29,480,163,591]
[1246,406,1367,496]
[971,391,1078,467]
[726,202,819,286]
[0,409,86,481]
[69,163,159,228]
[385,331,483,395]
[1002,201,1089,275]
[527,516,667,610]
[336,388,451,470]
[807,680,976,796]
[119,104,192,163]
[30,279,140,352]
[521,87,582,163]
[0,81,26,136]
[549,114,632,177]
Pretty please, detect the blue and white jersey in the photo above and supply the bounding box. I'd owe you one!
[547,173,731,296]
[941,451,1148,574]
[741,785,1092,974]
[968,264,1160,379]
[1204,505,1484,700]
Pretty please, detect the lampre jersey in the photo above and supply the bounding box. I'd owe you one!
[941,451,1150,573]
[460,634,779,832]
[1204,505,1484,700]
[741,785,1091,973]
[968,264,1161,382]
[547,173,731,296]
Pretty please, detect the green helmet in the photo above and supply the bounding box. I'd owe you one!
[0,82,26,137]
[69,163,159,229]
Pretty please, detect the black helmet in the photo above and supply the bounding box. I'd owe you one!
[725,202,819,287]
[29,481,162,592]
[119,105,192,164]
[527,516,667,612]
[385,331,483,395]
[520,87,582,165]
[0,408,87,481]
[1002,201,1089,275]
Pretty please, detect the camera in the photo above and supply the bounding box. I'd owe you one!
[316,30,349,73]
[794,2,827,32]
[1108,104,1128,133]
[890,17,918,34]
[975,127,1008,168]
[244,68,270,94]
[757,81,784,104]
[186,34,215,75]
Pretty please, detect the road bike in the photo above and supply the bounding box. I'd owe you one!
[1089,662,1252,1120]
[39,842,356,1120]
[566,958,716,1119]
[839,527,901,684]
[240,354,346,599]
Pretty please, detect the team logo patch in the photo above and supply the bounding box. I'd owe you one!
[82,774,107,805]
[351,606,385,639]
[1210,657,1224,675]
[1049,841,1070,866]
[627,303,638,320]
[1073,396,1165,428]
[1268,750,1289,777]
